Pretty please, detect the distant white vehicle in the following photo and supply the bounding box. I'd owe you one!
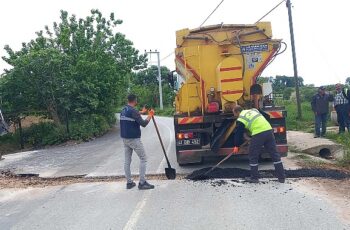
[0,109,9,136]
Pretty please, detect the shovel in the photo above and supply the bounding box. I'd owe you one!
[151,116,176,179]
[190,141,249,180]
[190,152,234,180]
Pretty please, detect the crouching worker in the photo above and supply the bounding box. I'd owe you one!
[120,94,155,190]
[232,106,286,183]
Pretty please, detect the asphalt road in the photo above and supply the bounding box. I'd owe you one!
[0,180,347,230]
[0,116,349,229]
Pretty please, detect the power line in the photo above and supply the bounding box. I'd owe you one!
[160,51,174,62]
[255,0,286,24]
[200,0,225,27]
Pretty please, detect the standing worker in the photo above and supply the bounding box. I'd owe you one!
[334,84,349,133]
[311,86,333,138]
[120,94,155,190]
[342,84,350,121]
[232,106,285,183]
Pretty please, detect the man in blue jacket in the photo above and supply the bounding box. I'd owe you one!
[311,86,333,138]
[120,94,155,190]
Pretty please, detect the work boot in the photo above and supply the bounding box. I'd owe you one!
[126,181,136,189]
[274,162,286,183]
[245,165,259,183]
[138,181,155,190]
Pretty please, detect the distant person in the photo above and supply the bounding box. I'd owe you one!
[342,84,350,119]
[334,84,349,133]
[232,106,285,183]
[311,86,333,138]
[120,94,155,190]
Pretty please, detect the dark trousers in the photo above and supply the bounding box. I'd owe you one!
[315,113,327,136]
[248,130,284,179]
[335,104,350,133]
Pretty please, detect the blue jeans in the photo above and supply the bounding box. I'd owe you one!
[315,113,327,136]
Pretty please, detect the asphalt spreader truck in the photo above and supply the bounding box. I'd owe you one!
[169,22,288,165]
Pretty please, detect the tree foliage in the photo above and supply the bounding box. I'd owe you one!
[129,65,175,108]
[1,9,147,127]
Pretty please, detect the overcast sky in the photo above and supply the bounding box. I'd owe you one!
[1,0,349,86]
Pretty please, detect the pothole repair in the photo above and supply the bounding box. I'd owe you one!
[186,167,350,181]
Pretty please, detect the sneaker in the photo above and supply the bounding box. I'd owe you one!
[278,178,285,183]
[314,135,320,138]
[138,181,155,190]
[244,177,259,183]
[126,182,136,189]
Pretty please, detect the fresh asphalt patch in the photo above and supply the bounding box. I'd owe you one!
[186,167,350,181]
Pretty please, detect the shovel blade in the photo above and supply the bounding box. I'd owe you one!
[165,167,176,180]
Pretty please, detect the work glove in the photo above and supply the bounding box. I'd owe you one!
[148,109,155,117]
[233,146,239,154]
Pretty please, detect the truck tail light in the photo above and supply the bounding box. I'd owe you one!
[207,102,219,113]
[274,126,285,133]
[177,132,194,139]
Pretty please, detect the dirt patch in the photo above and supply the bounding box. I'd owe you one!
[294,178,350,225]
[296,157,350,173]
[0,170,187,189]
[8,116,51,133]
[186,167,350,181]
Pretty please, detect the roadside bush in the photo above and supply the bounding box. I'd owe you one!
[0,114,113,151]
[156,107,175,117]
[69,114,111,141]
[300,87,316,102]
[0,132,17,144]
[22,122,67,146]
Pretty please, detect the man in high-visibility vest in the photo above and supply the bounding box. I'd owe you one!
[232,105,285,183]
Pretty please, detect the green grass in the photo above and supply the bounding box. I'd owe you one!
[283,101,315,132]
[325,132,350,169]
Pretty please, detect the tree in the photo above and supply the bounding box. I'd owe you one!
[1,9,147,126]
[130,65,175,108]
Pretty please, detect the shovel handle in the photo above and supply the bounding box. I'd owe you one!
[203,140,249,176]
[151,116,172,168]
[204,152,234,176]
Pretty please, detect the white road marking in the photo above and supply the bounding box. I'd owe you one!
[122,191,151,230]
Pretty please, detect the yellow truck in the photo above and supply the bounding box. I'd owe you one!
[168,22,288,165]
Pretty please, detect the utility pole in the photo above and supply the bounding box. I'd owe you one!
[286,0,302,119]
[145,50,163,110]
